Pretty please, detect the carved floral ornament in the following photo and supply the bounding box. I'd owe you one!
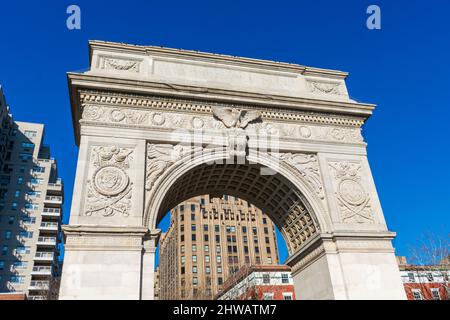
[84,146,134,217]
[328,161,374,224]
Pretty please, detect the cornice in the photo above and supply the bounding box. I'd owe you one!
[88,40,349,79]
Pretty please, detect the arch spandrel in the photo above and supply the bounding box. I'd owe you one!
[144,147,331,255]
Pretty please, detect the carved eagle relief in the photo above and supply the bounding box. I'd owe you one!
[212,106,261,129]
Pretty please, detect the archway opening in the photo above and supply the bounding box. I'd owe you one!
[151,161,321,300]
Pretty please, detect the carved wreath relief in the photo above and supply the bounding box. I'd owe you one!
[85,146,134,217]
[329,161,374,224]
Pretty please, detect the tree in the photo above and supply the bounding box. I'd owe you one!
[409,233,449,300]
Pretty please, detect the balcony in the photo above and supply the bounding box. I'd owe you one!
[37,237,57,247]
[39,222,59,232]
[29,280,50,291]
[31,266,52,276]
[42,208,61,219]
[34,252,55,262]
[44,195,63,205]
[47,180,63,193]
[28,295,47,300]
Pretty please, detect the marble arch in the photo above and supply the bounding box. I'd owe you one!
[59,41,406,300]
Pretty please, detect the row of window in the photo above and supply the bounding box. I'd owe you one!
[2,231,33,240]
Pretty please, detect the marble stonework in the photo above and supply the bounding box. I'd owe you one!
[59,41,406,300]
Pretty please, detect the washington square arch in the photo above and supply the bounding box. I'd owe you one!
[59,41,406,300]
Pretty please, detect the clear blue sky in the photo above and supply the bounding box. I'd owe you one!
[0,0,448,263]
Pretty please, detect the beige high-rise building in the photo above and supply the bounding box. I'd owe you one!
[0,87,63,300]
[158,195,279,300]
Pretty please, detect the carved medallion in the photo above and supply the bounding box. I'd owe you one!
[338,179,366,205]
[93,166,129,196]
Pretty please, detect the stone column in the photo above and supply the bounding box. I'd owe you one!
[59,225,148,300]
[286,232,407,300]
[140,229,161,300]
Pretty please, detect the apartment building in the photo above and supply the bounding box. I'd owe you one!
[0,87,63,300]
[158,195,279,300]
[216,265,296,300]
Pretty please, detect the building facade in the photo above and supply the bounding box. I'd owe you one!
[158,195,279,300]
[0,87,63,300]
[216,265,295,300]
[397,256,449,300]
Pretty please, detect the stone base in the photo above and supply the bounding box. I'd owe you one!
[59,225,148,300]
[287,232,407,300]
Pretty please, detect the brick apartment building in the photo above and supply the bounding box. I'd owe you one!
[216,265,295,300]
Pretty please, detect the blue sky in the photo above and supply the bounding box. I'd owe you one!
[0,1,448,263]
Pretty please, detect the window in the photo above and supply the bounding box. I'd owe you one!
[181,245,185,253]
[426,273,434,282]
[181,267,185,275]
[181,256,185,265]
[218,277,223,285]
[215,235,220,242]
[10,276,24,283]
[31,166,45,173]
[192,255,197,263]
[281,273,289,284]
[242,226,247,233]
[217,267,222,274]
[4,231,12,240]
[205,255,210,263]
[12,261,27,268]
[412,289,423,300]
[407,272,415,282]
[191,213,195,221]
[16,246,30,254]
[22,142,35,149]
[283,293,293,300]
[30,178,43,185]
[262,274,270,284]
[180,214,184,221]
[192,234,196,241]
[431,288,441,300]
[214,225,219,232]
[19,231,33,238]
[203,225,208,232]
[244,246,249,254]
[192,266,198,274]
[25,203,39,210]
[254,246,260,254]
[24,130,37,138]
[193,277,198,285]
[26,191,41,198]
[8,216,15,225]
[204,234,209,241]
[262,217,267,225]
[204,245,209,252]
[243,236,248,243]
[252,227,257,235]
[180,234,185,242]
[263,292,274,300]
[205,266,211,274]
[180,225,185,232]
[216,245,221,253]
[191,224,196,231]
[14,190,20,198]
[266,247,271,254]
[216,255,221,263]
[11,202,17,210]
[17,177,24,185]
[192,245,197,252]
[180,205,184,212]
[0,261,4,270]
[19,153,33,161]
[1,246,7,256]
[191,204,196,212]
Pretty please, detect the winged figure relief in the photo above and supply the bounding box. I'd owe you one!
[212,106,261,129]
[212,107,262,158]
[145,144,185,191]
